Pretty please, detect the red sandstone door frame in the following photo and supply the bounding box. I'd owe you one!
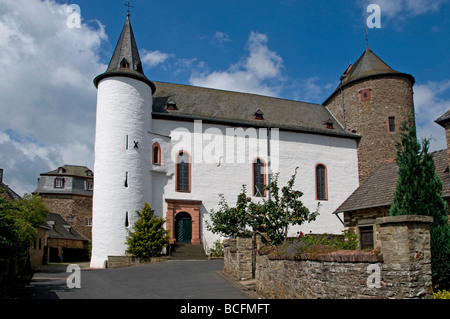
[165,199,202,245]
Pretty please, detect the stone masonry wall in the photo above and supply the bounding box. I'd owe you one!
[223,236,254,281]
[225,215,433,299]
[107,255,170,268]
[325,76,414,183]
[41,194,92,241]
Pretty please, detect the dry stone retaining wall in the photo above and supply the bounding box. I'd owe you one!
[223,215,434,299]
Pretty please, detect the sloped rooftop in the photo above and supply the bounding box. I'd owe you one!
[45,212,88,241]
[152,81,360,140]
[323,47,415,105]
[40,165,93,177]
[334,149,450,214]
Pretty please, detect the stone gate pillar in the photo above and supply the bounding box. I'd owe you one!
[376,215,434,298]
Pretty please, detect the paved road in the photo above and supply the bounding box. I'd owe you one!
[26,259,251,299]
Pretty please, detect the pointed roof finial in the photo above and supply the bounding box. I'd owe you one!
[124,1,134,17]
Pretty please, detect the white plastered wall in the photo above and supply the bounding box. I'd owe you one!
[90,77,153,268]
[150,119,359,252]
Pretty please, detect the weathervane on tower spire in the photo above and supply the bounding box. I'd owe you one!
[124,1,135,17]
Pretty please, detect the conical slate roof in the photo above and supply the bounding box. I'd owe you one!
[323,47,415,105]
[94,15,156,93]
[341,47,415,86]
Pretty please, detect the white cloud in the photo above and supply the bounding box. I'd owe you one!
[190,31,285,97]
[360,0,446,24]
[141,49,174,68]
[414,80,450,151]
[211,31,232,47]
[0,0,107,195]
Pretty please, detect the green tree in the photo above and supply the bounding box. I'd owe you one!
[0,193,48,258]
[206,185,253,237]
[249,170,320,245]
[207,169,319,245]
[126,203,169,258]
[390,117,450,289]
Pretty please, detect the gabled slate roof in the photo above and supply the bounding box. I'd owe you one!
[0,169,21,200]
[0,183,21,200]
[152,81,360,140]
[334,149,450,214]
[435,109,450,127]
[45,212,88,241]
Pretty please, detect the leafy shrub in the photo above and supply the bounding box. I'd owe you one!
[433,290,450,299]
[209,240,224,257]
[0,193,48,258]
[259,230,359,259]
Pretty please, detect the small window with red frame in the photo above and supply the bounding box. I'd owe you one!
[360,89,371,101]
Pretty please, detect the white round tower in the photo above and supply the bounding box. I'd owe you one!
[90,15,156,268]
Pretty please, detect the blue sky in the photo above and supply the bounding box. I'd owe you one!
[1,0,450,195]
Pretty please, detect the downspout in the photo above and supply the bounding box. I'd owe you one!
[340,85,346,130]
[267,126,271,200]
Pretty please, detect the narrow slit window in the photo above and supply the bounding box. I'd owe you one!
[388,117,396,132]
[124,172,128,188]
[153,143,161,165]
[125,212,129,227]
[316,164,327,200]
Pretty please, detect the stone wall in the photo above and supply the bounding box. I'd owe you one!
[41,194,93,241]
[107,255,170,268]
[324,76,414,183]
[224,215,434,299]
[223,236,254,281]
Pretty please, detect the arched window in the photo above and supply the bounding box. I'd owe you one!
[176,151,191,193]
[152,142,161,165]
[316,164,327,200]
[253,158,266,197]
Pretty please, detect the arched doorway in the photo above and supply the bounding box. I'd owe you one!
[165,199,201,245]
[175,212,192,243]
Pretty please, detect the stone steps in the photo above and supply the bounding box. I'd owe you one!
[170,243,208,260]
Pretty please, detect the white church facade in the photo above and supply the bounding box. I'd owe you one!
[89,15,415,268]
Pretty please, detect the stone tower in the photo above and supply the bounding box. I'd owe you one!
[90,14,156,268]
[324,47,415,183]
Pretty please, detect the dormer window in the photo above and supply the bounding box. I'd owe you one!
[254,110,264,121]
[166,100,177,111]
[120,58,129,69]
[325,119,334,129]
[86,170,93,177]
[57,167,66,174]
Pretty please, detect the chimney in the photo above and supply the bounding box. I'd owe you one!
[0,169,3,184]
